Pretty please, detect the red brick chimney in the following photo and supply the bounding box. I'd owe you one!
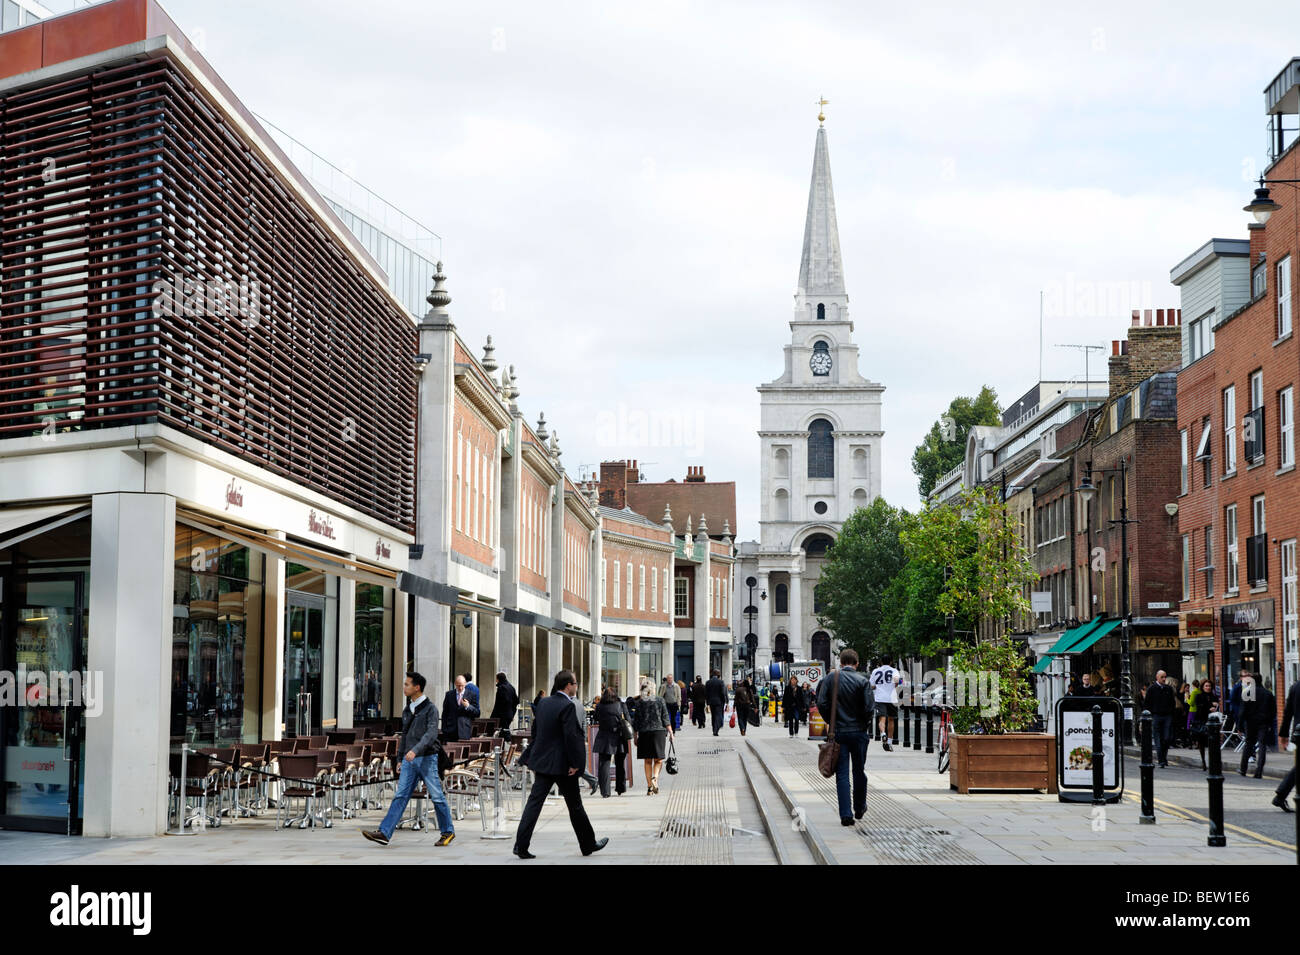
[1249,222,1266,266]
[627,459,639,484]
[1110,309,1182,397]
[684,465,706,483]
[598,461,628,509]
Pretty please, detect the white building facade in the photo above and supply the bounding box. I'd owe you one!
[734,118,885,674]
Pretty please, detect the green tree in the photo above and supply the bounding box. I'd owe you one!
[816,499,912,661]
[902,485,1037,647]
[879,559,948,660]
[910,385,1002,498]
[949,637,1039,734]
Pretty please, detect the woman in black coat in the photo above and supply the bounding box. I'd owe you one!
[593,688,630,797]
[783,677,801,737]
[734,680,755,737]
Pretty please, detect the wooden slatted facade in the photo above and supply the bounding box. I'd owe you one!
[0,55,417,530]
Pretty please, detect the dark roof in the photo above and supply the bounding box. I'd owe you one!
[625,481,737,538]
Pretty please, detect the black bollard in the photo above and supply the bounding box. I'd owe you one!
[1206,713,1226,847]
[1091,705,1105,806]
[1139,709,1155,824]
[913,706,922,750]
[925,704,935,754]
[903,704,911,748]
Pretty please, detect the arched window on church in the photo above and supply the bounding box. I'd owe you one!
[817,303,825,320]
[775,583,789,614]
[808,418,834,478]
[802,533,834,558]
[773,487,790,521]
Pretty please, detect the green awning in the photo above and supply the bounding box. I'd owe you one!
[1031,617,1113,673]
[1063,618,1121,654]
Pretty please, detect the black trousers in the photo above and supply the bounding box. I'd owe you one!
[1240,723,1270,775]
[597,749,627,796]
[710,703,725,735]
[693,703,706,728]
[1277,765,1296,800]
[514,771,596,854]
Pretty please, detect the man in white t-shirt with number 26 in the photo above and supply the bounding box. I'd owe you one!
[869,657,904,752]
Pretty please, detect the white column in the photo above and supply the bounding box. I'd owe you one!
[588,641,602,699]
[337,570,357,729]
[263,531,286,740]
[478,614,499,715]
[84,492,175,837]
[756,570,771,669]
[390,590,408,716]
[789,565,804,660]
[497,413,523,690]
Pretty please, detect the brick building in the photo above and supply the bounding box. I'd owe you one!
[1172,59,1300,718]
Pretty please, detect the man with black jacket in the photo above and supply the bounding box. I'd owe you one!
[1143,671,1177,768]
[816,649,874,826]
[490,671,520,737]
[513,669,607,859]
[1274,678,1299,812]
[690,676,707,729]
[705,669,728,736]
[1239,672,1277,778]
[362,671,455,846]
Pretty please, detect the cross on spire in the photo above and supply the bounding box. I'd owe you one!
[817,96,829,126]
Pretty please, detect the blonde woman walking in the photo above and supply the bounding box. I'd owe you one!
[633,681,673,794]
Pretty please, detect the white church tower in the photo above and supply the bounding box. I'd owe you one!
[734,106,885,675]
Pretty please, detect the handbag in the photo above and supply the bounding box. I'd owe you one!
[817,671,842,779]
[665,738,679,775]
[616,703,635,742]
[729,711,737,728]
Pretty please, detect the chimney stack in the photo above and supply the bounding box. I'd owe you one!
[685,466,706,483]
[598,460,628,509]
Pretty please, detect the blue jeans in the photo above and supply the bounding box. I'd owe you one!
[379,754,454,837]
[834,731,869,821]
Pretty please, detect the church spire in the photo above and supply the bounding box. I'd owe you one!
[795,118,847,317]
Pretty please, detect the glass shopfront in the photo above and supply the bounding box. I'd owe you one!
[1221,598,1276,695]
[639,640,663,688]
[354,582,391,724]
[601,647,626,698]
[172,524,264,747]
[283,560,338,738]
[0,515,91,834]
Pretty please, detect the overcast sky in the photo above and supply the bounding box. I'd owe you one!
[159,0,1300,539]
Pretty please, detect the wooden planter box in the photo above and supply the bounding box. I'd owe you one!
[950,733,1058,794]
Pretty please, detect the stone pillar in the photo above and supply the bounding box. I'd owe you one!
[628,635,641,694]
[756,570,771,672]
[414,266,456,703]
[477,613,499,715]
[694,540,712,681]
[84,492,175,837]
[788,563,804,660]
[337,570,357,729]
[262,530,287,740]
[588,641,602,699]
[497,411,523,694]
[390,590,408,717]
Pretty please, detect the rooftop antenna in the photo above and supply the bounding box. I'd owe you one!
[1054,343,1106,404]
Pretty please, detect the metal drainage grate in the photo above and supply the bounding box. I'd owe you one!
[859,825,960,863]
[658,815,733,839]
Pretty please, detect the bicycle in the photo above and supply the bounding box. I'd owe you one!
[936,705,955,774]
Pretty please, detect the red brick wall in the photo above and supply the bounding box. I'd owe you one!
[600,542,671,623]
[563,509,590,612]
[1177,142,1300,724]
[519,466,550,593]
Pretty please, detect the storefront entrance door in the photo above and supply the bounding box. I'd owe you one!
[0,573,87,834]
[284,593,324,737]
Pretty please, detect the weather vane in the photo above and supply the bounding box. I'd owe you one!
[817,96,829,126]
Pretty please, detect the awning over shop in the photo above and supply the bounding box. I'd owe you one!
[177,509,399,589]
[0,501,91,551]
[1065,618,1122,654]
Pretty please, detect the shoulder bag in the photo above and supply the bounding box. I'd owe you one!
[617,703,635,742]
[665,737,679,775]
[817,671,842,779]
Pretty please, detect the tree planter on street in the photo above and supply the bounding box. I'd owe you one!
[950,733,1058,794]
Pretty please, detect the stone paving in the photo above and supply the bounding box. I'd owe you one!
[0,720,1290,864]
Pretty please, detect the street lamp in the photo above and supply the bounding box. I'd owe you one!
[1243,178,1283,223]
[1075,457,1139,743]
[743,576,766,684]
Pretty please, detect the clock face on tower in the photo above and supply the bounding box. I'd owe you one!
[810,349,832,376]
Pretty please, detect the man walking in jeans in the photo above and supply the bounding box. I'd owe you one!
[361,671,455,847]
[816,649,873,826]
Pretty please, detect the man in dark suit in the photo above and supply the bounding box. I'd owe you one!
[690,676,707,729]
[1238,672,1277,778]
[441,674,480,741]
[490,671,520,737]
[512,669,607,859]
[705,669,728,736]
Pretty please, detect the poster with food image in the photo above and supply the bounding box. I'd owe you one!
[1061,708,1117,787]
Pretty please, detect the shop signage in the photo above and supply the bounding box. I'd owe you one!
[375,537,391,559]
[1031,591,1053,613]
[1055,696,1124,803]
[1135,634,1180,652]
[1180,610,1214,639]
[224,478,244,511]
[1147,601,1170,610]
[1220,598,1274,635]
[788,661,825,690]
[307,509,337,540]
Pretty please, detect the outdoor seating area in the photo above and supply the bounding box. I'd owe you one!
[167,718,529,835]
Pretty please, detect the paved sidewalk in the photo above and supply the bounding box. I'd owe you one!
[0,728,775,866]
[751,728,1292,864]
[0,721,1289,864]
